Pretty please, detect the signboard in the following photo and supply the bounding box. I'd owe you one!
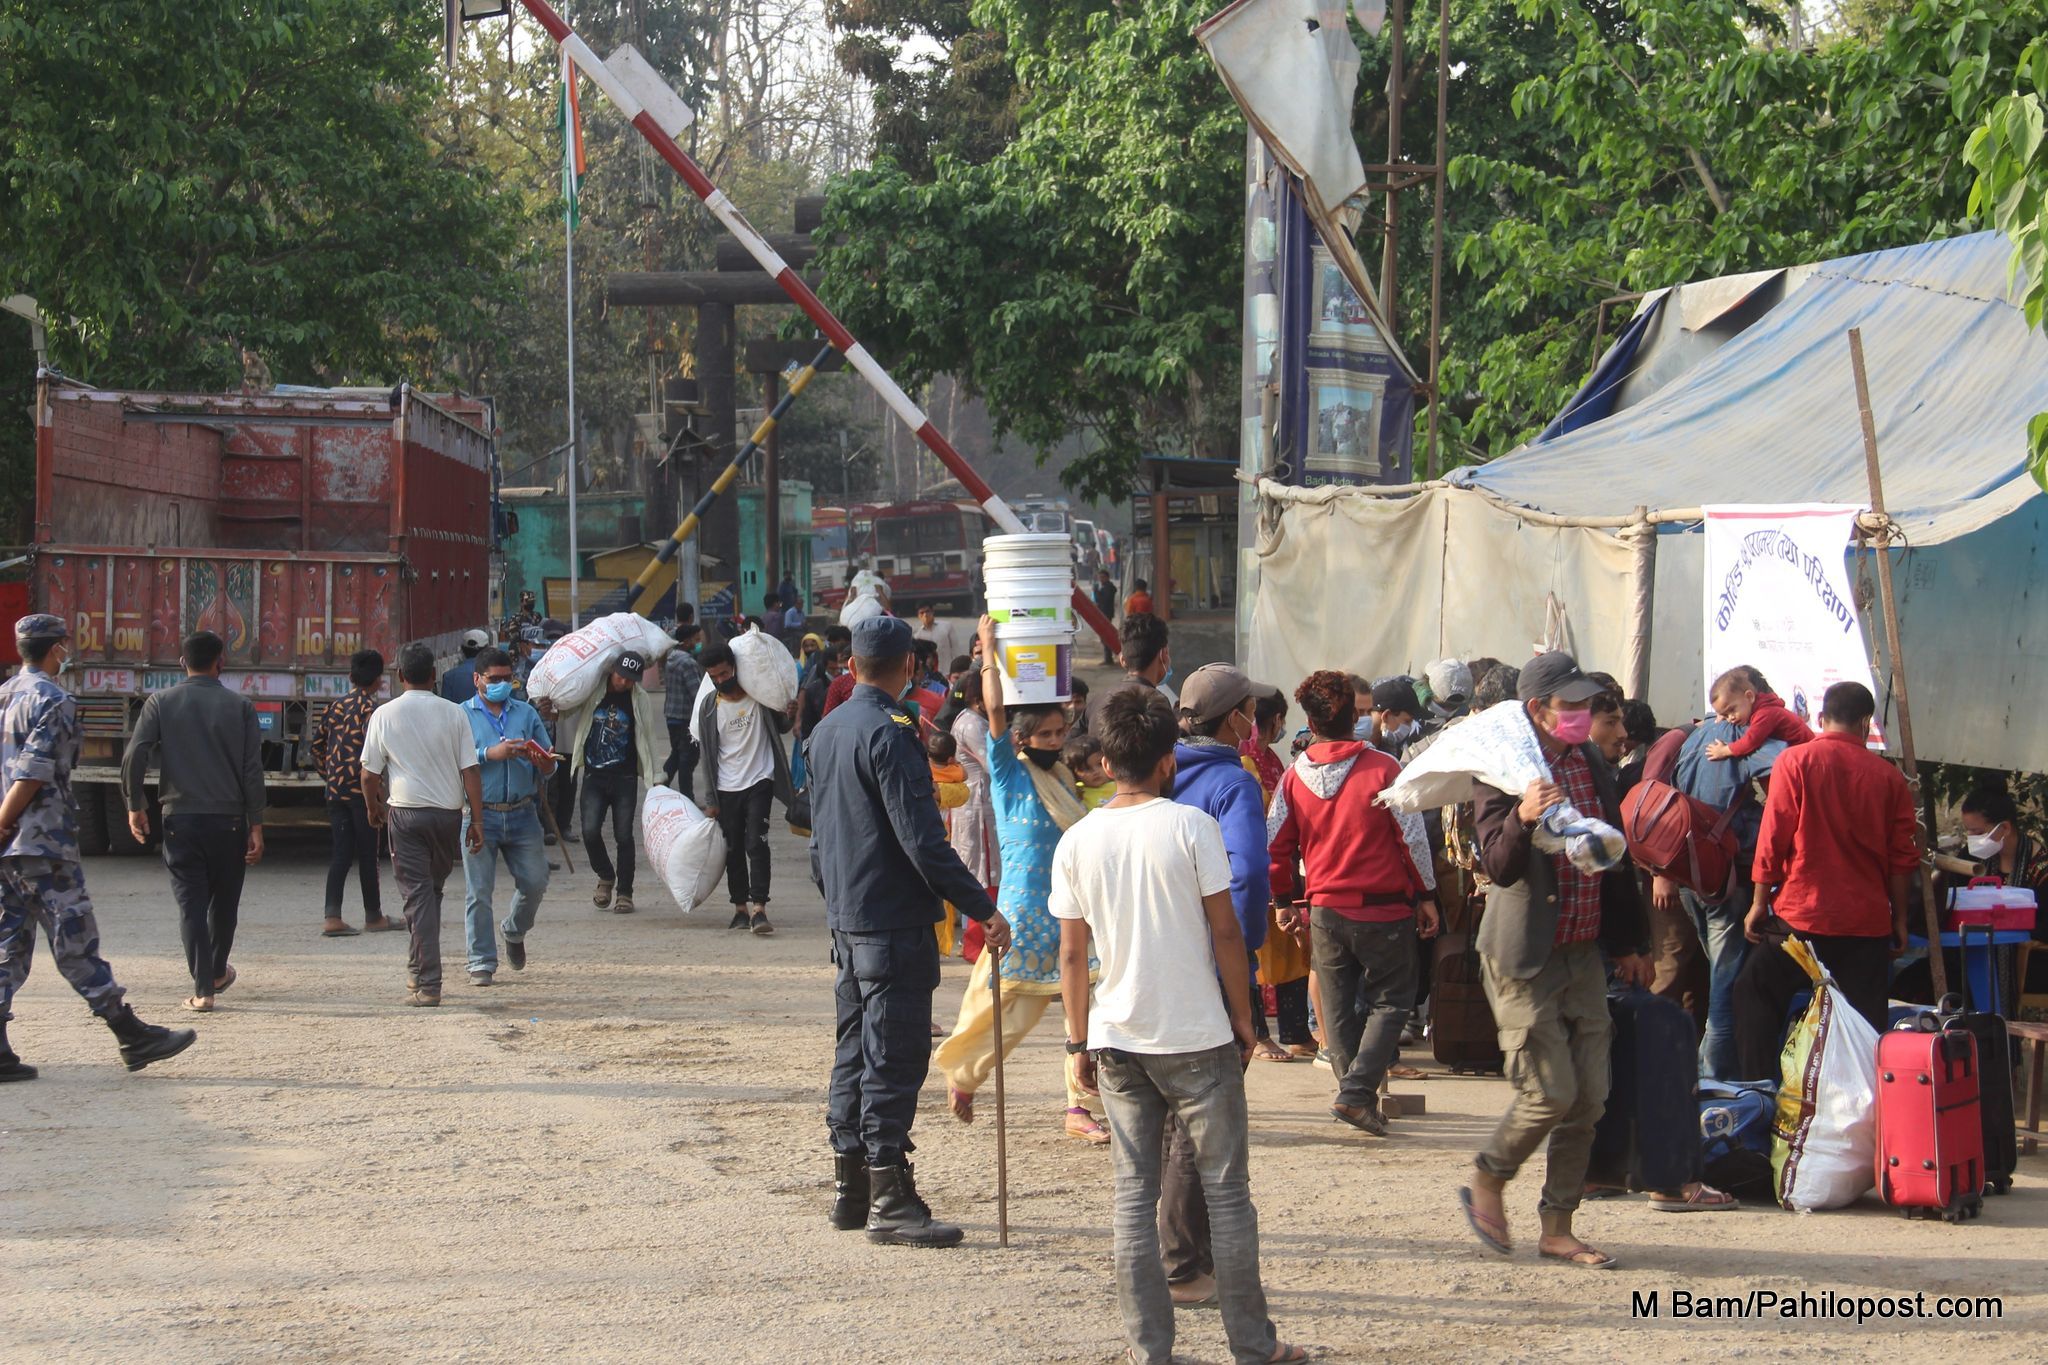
[75,667,137,695]
[222,672,299,699]
[1702,505,1883,744]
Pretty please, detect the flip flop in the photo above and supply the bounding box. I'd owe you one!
[1650,1184,1738,1212]
[1064,1107,1111,1146]
[1458,1186,1512,1256]
[212,964,237,995]
[948,1086,975,1124]
[1540,1244,1619,1270]
[1251,1039,1294,1063]
[183,997,215,1013]
[1387,1063,1429,1080]
[322,923,361,938]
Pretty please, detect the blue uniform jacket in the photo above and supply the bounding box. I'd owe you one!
[807,681,998,933]
[1172,739,1270,953]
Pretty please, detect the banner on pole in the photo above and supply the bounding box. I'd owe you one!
[1702,504,1882,744]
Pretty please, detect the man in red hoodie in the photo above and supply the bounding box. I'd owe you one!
[1268,670,1439,1138]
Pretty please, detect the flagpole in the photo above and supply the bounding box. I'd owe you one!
[563,51,580,630]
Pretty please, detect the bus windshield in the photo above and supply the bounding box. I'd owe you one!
[876,515,965,556]
[814,524,848,559]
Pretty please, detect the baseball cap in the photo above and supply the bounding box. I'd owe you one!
[14,613,68,645]
[1177,663,1254,724]
[518,625,546,645]
[1425,658,1472,705]
[1370,677,1423,716]
[462,627,491,650]
[1518,651,1604,703]
[613,650,646,681]
[851,616,914,660]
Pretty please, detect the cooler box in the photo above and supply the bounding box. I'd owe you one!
[1942,878,2037,933]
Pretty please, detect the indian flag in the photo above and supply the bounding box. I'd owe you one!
[558,49,585,231]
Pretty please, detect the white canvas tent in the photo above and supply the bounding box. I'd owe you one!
[1245,232,2048,771]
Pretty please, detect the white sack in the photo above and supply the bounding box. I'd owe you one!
[731,624,799,713]
[1378,700,1625,873]
[839,591,887,628]
[528,613,674,711]
[642,783,727,910]
[1771,938,1882,1211]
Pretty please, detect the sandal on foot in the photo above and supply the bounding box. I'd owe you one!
[183,996,215,1013]
[322,920,361,938]
[1251,1038,1294,1063]
[1064,1107,1111,1146]
[1457,1186,1512,1256]
[212,964,237,995]
[1268,1345,1310,1364]
[1540,1243,1618,1270]
[1650,1183,1738,1212]
[949,1087,975,1124]
[1387,1063,1428,1080]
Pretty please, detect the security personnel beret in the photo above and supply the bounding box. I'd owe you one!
[851,615,914,661]
[15,613,68,645]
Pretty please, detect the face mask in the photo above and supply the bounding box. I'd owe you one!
[1352,717,1373,742]
[1966,831,2005,860]
[716,676,743,697]
[55,649,73,676]
[483,681,513,703]
[1024,746,1060,771]
[1550,708,1594,745]
[1161,667,1176,687]
[1389,720,1421,746]
[898,677,916,702]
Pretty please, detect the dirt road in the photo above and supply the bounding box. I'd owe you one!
[3,827,2044,1363]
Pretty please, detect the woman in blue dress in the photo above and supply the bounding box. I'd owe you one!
[934,616,1106,1144]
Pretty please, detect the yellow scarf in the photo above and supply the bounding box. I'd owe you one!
[1023,753,1089,833]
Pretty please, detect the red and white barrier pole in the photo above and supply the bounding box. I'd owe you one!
[513,0,1119,653]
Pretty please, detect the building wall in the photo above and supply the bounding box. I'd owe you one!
[499,492,648,611]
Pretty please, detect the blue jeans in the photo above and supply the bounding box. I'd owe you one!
[463,805,549,975]
[1684,872,1752,1081]
[1096,1043,1277,1365]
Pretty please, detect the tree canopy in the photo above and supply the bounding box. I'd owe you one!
[1965,35,2048,487]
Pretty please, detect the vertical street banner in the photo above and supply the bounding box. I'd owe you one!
[1702,504,1883,744]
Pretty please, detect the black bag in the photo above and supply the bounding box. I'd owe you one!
[1937,924,2017,1195]
[785,785,812,838]
[1431,893,1503,1074]
[1589,986,1703,1193]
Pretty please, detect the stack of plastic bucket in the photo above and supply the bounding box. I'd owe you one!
[983,533,1074,704]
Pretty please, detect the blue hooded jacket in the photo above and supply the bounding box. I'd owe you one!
[1674,719,1787,858]
[1172,738,1270,953]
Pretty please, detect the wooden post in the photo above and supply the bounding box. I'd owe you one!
[1381,0,1407,335]
[989,949,1009,1248]
[1847,328,1947,998]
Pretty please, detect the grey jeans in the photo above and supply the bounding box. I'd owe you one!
[1310,908,1419,1108]
[1096,1043,1277,1365]
[389,807,462,993]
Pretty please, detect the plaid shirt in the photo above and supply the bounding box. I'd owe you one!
[1550,745,1603,944]
[662,648,704,724]
[312,687,379,801]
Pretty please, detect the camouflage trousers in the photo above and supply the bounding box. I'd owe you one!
[0,856,125,1020]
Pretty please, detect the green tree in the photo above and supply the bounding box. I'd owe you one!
[825,0,1019,180]
[1964,36,2048,487]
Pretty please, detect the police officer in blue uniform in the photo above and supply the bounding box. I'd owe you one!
[808,615,1010,1247]
[0,615,197,1080]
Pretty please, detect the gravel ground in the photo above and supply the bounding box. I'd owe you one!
[2,822,2045,1363]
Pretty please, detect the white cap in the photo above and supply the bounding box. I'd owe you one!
[1425,657,1472,705]
[462,628,491,651]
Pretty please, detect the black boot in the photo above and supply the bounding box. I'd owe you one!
[102,1003,198,1072]
[830,1153,870,1231]
[865,1163,963,1248]
[0,1017,35,1082]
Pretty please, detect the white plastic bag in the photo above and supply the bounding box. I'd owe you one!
[528,613,673,711]
[731,624,799,713]
[1377,700,1625,872]
[1770,937,1882,1210]
[839,591,887,628]
[642,783,727,910]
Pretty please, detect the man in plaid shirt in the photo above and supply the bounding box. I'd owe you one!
[662,622,705,800]
[311,649,391,937]
[1458,652,1651,1271]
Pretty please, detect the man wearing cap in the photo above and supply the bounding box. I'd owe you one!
[1363,676,1426,758]
[692,639,797,936]
[460,647,556,985]
[807,615,1012,1247]
[513,625,546,690]
[1424,658,1475,724]
[1158,664,1273,1305]
[1458,650,1651,1270]
[661,621,705,801]
[441,628,491,703]
[0,615,197,1077]
[560,651,665,916]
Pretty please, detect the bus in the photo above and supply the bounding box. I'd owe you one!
[812,504,882,610]
[868,499,987,613]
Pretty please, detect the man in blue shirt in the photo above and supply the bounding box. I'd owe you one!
[441,628,490,703]
[460,647,556,985]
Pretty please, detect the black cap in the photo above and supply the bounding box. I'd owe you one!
[1517,651,1604,703]
[851,615,914,661]
[613,650,646,681]
[1370,677,1422,715]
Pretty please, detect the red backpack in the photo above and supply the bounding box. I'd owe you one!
[1618,728,1748,899]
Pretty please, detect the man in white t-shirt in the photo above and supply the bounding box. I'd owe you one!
[1051,688,1301,1365]
[911,603,965,667]
[361,642,484,1007]
[691,639,795,936]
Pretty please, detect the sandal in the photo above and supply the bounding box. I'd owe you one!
[949,1086,975,1123]
[1251,1038,1293,1063]
[212,964,237,995]
[1540,1242,1619,1270]
[1457,1186,1512,1256]
[1387,1063,1428,1080]
[184,996,215,1013]
[1268,1346,1310,1364]
[1650,1182,1738,1212]
[1064,1107,1111,1146]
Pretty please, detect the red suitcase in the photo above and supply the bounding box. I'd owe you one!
[1874,1019,1986,1222]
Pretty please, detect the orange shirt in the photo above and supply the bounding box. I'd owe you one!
[1124,591,1154,616]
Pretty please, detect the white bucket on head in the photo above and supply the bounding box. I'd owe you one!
[982,532,1074,573]
[985,564,1076,627]
[993,618,1073,705]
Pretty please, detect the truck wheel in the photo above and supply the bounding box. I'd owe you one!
[103,785,153,856]
[74,782,110,856]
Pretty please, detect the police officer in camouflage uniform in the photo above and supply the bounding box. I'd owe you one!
[0,615,196,1081]
[807,615,1010,1247]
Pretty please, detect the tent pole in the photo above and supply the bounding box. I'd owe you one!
[1622,510,1655,701]
[1847,327,1946,999]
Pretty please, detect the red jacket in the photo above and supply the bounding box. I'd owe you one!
[1725,692,1813,758]
[1752,730,1919,936]
[1267,740,1423,917]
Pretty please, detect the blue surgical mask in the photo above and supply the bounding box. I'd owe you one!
[1161,667,1175,687]
[484,681,513,703]
[1352,716,1373,742]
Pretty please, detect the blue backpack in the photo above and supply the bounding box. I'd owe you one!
[1699,1079,1777,1199]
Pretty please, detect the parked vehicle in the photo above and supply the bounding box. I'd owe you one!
[868,499,987,613]
[30,374,501,849]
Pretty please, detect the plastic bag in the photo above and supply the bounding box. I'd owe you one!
[731,624,799,713]
[1770,937,1881,1210]
[839,591,887,628]
[528,613,674,711]
[642,783,727,910]
[1377,700,1625,873]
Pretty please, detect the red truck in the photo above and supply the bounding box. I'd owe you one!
[30,374,500,852]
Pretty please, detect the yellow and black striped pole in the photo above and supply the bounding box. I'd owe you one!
[616,341,837,618]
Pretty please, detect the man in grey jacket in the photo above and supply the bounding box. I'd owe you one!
[120,631,266,1011]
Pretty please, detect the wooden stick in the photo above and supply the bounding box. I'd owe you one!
[989,947,1010,1248]
[1847,328,1948,998]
